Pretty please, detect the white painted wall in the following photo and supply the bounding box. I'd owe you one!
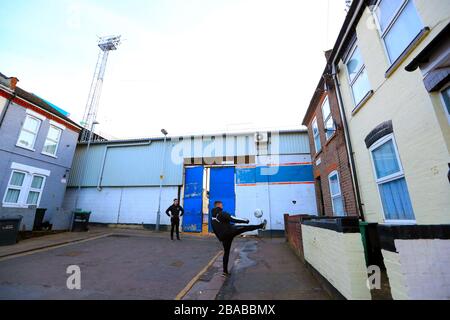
[382,239,450,300]
[63,186,178,225]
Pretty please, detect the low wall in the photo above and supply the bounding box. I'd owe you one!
[302,218,371,300]
[378,225,450,300]
[284,214,311,261]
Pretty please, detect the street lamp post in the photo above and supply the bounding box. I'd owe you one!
[155,129,168,232]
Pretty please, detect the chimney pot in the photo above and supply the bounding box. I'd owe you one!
[9,77,19,90]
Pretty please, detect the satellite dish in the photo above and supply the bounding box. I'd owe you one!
[254,209,264,218]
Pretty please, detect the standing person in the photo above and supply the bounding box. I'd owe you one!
[211,201,267,276]
[166,199,184,240]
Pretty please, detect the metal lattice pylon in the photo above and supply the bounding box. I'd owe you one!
[80,35,121,142]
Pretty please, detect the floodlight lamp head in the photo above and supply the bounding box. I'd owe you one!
[98,35,122,51]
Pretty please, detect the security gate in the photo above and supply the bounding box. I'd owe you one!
[182,167,203,233]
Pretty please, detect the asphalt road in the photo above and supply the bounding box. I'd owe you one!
[0,233,221,300]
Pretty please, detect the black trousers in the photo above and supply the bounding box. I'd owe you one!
[171,217,180,239]
[221,224,262,273]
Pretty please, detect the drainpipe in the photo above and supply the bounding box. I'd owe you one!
[331,66,365,222]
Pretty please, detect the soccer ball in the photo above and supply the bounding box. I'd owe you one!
[254,209,264,218]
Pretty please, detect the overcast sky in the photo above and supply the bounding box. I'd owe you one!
[0,0,347,139]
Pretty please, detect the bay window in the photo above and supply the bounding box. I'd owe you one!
[369,134,415,222]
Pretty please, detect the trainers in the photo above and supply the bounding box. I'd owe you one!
[261,219,267,230]
[222,272,231,277]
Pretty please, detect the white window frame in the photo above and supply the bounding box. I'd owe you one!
[16,114,42,151]
[42,124,63,157]
[312,117,321,154]
[345,44,371,107]
[2,163,49,208]
[368,134,416,224]
[439,84,450,125]
[328,170,345,217]
[372,0,424,65]
[321,96,335,140]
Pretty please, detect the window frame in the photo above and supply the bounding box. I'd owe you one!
[439,84,450,125]
[16,114,42,151]
[2,167,47,208]
[312,117,322,154]
[344,44,371,107]
[26,175,46,206]
[321,96,335,141]
[368,133,416,224]
[2,170,27,206]
[42,124,63,157]
[372,0,424,65]
[328,170,345,217]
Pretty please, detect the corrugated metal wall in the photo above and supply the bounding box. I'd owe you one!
[68,131,310,188]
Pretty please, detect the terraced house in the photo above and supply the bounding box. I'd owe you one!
[328,0,450,299]
[0,73,82,231]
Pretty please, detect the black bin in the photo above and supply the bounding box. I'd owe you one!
[0,217,23,246]
[71,211,91,232]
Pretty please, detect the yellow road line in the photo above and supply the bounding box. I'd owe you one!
[0,233,113,263]
[175,250,223,300]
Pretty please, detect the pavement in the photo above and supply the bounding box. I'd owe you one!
[216,238,330,300]
[0,227,331,300]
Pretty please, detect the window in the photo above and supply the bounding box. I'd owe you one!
[17,115,41,150]
[321,96,335,140]
[369,134,415,222]
[346,45,371,106]
[2,164,48,208]
[328,171,345,216]
[374,0,423,64]
[440,85,450,125]
[312,118,321,153]
[42,125,62,156]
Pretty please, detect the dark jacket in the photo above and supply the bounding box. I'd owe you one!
[211,207,247,241]
[166,205,184,219]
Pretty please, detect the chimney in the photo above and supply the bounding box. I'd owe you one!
[324,49,333,62]
[9,77,19,90]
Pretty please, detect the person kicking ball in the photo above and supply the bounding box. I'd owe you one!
[211,200,267,277]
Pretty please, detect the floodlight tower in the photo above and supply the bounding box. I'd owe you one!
[80,35,121,142]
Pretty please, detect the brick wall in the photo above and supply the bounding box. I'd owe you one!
[284,214,311,261]
[304,80,358,217]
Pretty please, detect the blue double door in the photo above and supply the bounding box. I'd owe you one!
[182,166,236,233]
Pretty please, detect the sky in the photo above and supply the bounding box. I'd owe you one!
[0,0,347,139]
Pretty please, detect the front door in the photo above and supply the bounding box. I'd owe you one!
[208,167,236,232]
[182,166,203,233]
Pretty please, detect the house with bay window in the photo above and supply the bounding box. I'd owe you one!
[326,0,450,299]
[0,72,82,231]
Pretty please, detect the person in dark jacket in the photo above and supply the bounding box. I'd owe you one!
[166,199,184,240]
[211,201,266,276]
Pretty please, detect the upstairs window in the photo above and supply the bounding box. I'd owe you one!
[17,115,41,150]
[42,125,62,157]
[374,0,423,64]
[312,118,321,153]
[346,45,371,107]
[321,96,335,140]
